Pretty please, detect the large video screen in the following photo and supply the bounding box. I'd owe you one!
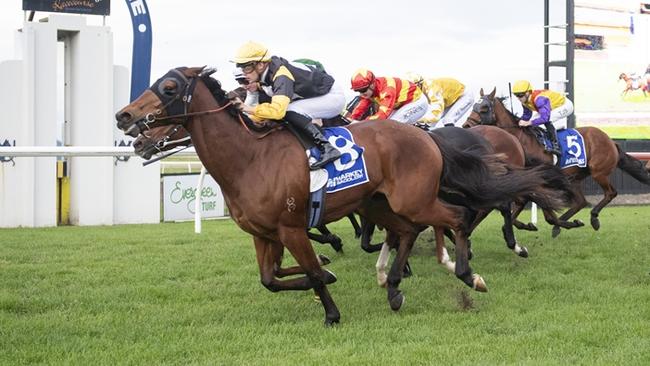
[574,0,650,139]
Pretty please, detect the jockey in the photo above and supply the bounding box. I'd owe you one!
[512,80,574,157]
[346,69,428,123]
[233,67,267,106]
[407,73,474,129]
[232,41,345,170]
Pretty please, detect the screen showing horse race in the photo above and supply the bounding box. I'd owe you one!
[574,0,650,139]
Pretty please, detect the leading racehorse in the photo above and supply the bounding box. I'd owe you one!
[465,88,650,237]
[116,67,568,324]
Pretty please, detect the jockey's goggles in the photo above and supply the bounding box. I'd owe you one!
[355,86,370,94]
[514,92,526,98]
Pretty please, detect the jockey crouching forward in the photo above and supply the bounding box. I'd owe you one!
[407,74,474,129]
[232,41,345,170]
[512,80,574,157]
[346,69,428,123]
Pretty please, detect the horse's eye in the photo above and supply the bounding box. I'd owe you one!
[163,85,177,96]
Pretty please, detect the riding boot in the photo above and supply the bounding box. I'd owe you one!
[285,111,341,170]
[544,122,561,156]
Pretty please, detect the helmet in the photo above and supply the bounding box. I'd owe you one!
[351,68,375,91]
[232,41,271,65]
[405,71,424,85]
[512,80,533,94]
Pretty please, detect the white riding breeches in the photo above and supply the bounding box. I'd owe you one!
[548,98,573,130]
[388,93,429,123]
[534,98,573,130]
[431,91,475,129]
[286,80,346,119]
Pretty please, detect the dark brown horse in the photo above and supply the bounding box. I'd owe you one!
[116,67,567,324]
[465,88,650,237]
[369,125,574,281]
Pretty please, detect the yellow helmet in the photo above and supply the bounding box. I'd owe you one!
[232,41,271,65]
[512,80,533,94]
[405,71,424,84]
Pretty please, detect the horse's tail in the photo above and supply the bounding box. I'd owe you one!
[429,133,570,211]
[616,144,650,185]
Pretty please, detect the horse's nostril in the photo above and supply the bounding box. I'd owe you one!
[116,111,133,123]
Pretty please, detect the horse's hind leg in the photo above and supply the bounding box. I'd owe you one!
[589,175,617,231]
[512,200,539,231]
[499,205,528,258]
[553,182,589,238]
[409,200,487,292]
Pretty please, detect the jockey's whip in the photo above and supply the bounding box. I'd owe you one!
[508,82,514,113]
[142,144,193,166]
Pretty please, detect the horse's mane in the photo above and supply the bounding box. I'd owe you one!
[199,74,282,133]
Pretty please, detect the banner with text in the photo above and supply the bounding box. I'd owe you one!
[23,0,111,15]
[162,174,226,222]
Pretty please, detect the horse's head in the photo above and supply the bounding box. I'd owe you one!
[133,124,191,160]
[115,66,211,137]
[464,88,497,127]
[619,72,627,80]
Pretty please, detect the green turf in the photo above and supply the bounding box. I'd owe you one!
[2,206,650,365]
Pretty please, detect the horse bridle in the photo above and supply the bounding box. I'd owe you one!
[127,68,232,136]
[466,97,496,126]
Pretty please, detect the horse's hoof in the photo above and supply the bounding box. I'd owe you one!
[472,274,488,292]
[323,269,337,284]
[318,254,331,266]
[518,247,529,258]
[389,291,405,311]
[527,223,539,231]
[574,219,584,227]
[313,295,321,303]
[324,316,340,327]
[591,217,600,231]
[552,226,561,238]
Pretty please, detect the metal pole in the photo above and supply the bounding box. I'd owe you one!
[544,0,550,90]
[566,0,576,128]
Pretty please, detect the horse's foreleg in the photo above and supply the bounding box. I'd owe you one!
[308,225,343,252]
[347,213,363,238]
[375,241,391,287]
[360,218,383,253]
[434,226,455,272]
[270,229,340,326]
[499,204,528,258]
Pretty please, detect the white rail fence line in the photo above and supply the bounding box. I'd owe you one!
[3,147,649,230]
[0,146,197,157]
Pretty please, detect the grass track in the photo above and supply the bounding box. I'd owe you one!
[1,206,650,365]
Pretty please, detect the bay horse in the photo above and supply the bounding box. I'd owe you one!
[465,88,650,237]
[367,125,574,282]
[618,73,648,98]
[132,121,361,253]
[116,67,567,324]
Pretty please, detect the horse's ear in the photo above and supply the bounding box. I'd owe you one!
[489,87,496,98]
[479,88,485,96]
[199,66,217,77]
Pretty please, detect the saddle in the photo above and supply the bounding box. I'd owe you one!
[531,126,558,155]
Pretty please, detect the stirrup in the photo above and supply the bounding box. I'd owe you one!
[310,149,341,170]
